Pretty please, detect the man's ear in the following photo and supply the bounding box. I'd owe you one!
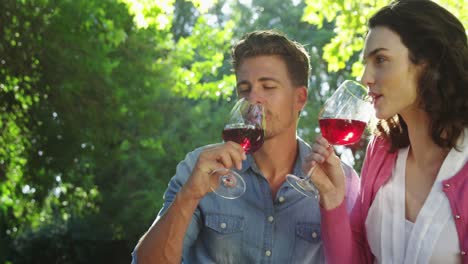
[296,86,308,111]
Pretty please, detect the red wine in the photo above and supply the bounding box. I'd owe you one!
[222,124,264,154]
[319,118,366,145]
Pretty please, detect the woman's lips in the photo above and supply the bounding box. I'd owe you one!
[368,92,383,105]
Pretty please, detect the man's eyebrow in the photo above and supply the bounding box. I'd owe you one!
[361,47,388,63]
[236,77,280,87]
[258,77,280,83]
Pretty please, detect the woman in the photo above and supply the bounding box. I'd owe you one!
[309,1,468,263]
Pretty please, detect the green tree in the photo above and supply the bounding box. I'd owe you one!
[303,0,468,75]
[1,0,234,262]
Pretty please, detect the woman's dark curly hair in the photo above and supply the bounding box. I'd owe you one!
[368,0,468,152]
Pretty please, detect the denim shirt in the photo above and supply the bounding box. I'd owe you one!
[132,137,360,264]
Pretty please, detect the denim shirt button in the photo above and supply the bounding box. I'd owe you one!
[268,216,274,223]
[312,232,318,239]
[265,250,272,257]
[220,222,227,229]
[278,196,285,203]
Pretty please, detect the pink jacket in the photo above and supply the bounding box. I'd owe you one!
[320,136,468,263]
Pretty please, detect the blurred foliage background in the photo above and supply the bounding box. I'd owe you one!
[1,0,466,262]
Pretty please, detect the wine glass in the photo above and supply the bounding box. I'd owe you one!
[210,98,266,199]
[286,80,373,198]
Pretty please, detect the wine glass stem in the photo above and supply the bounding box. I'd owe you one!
[302,165,320,200]
[306,165,315,179]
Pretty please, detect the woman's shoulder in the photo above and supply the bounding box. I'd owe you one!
[362,136,396,181]
[366,135,392,158]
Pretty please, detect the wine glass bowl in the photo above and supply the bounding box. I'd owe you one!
[318,118,366,145]
[222,123,264,154]
[210,98,265,199]
[318,80,373,145]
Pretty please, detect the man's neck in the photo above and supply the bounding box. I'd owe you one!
[253,131,298,184]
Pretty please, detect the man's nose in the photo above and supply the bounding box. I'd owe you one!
[247,87,265,105]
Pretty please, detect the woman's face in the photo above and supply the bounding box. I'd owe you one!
[361,26,424,120]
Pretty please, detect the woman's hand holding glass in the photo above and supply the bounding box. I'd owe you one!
[287,80,373,200]
[307,135,347,209]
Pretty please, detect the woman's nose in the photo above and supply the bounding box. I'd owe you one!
[360,65,374,88]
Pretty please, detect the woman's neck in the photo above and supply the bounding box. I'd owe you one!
[401,109,449,167]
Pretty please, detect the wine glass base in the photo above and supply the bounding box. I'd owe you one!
[210,168,246,199]
[286,174,319,199]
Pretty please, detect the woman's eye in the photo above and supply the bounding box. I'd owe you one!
[264,86,276,89]
[376,56,386,64]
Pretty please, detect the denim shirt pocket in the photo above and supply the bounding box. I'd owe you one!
[296,222,321,243]
[205,213,244,234]
[203,213,245,263]
[292,223,324,263]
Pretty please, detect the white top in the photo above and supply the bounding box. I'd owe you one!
[404,219,460,264]
[365,130,468,264]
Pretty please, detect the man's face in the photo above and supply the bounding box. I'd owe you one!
[235,55,307,140]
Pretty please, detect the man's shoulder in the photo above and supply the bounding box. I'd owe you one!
[182,143,223,163]
[170,143,223,183]
[296,136,311,159]
[297,136,311,148]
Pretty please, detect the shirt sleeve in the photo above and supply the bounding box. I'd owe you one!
[342,162,360,212]
[157,149,204,253]
[131,147,206,263]
[320,137,380,264]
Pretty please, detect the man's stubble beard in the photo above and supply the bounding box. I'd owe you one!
[262,116,297,142]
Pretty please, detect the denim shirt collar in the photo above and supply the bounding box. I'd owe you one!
[237,136,311,178]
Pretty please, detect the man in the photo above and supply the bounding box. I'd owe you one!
[132,30,360,263]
